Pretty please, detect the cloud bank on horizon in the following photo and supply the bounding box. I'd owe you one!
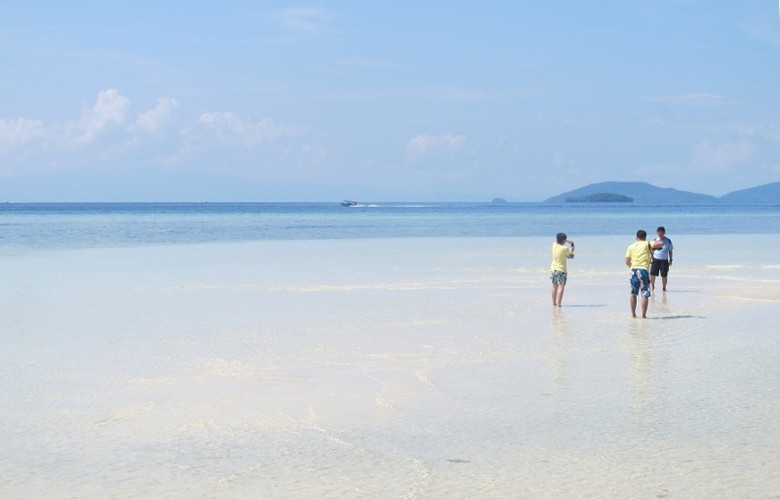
[1,1,779,201]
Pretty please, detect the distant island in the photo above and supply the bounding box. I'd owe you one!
[491,197,508,204]
[565,193,633,203]
[543,180,780,205]
[719,181,780,204]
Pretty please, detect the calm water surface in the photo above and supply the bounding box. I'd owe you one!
[2,202,780,497]
[1,202,779,249]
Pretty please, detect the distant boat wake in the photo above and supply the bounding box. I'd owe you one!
[340,201,438,209]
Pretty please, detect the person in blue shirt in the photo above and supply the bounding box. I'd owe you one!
[650,226,674,292]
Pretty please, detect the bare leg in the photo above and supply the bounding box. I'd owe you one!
[650,275,656,291]
[662,276,668,291]
[630,294,637,318]
[556,284,565,307]
[551,284,559,306]
[641,295,649,318]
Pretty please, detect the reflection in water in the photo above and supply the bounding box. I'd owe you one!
[651,291,669,316]
[626,322,655,432]
[651,293,706,319]
[550,309,570,416]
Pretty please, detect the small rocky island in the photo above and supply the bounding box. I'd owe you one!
[565,193,633,203]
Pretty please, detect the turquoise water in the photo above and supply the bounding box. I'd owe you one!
[1,202,778,249]
[2,236,778,498]
[2,204,779,496]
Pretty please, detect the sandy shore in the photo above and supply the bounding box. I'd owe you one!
[1,235,779,498]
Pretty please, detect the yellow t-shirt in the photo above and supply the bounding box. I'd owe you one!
[551,242,569,272]
[625,240,652,271]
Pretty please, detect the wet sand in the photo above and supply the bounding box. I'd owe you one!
[1,235,779,498]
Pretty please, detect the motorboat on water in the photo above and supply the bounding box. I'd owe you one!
[340,200,358,207]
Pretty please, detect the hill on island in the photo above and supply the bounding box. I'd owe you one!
[565,193,633,202]
[719,181,780,204]
[544,182,719,204]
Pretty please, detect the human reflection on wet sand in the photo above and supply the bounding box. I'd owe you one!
[651,290,669,315]
[549,308,571,416]
[626,321,654,418]
[651,288,704,320]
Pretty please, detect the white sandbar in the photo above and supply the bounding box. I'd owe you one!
[1,235,779,498]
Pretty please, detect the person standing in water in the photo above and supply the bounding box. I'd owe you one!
[625,229,652,318]
[550,232,575,307]
[650,226,674,292]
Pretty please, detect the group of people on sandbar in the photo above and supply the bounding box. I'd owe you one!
[550,227,674,318]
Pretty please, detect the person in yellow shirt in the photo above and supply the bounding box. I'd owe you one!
[625,229,652,318]
[550,232,575,307]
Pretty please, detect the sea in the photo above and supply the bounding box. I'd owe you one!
[2,201,779,498]
[1,202,779,250]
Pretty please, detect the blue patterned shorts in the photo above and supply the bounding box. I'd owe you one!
[551,270,567,285]
[630,269,650,296]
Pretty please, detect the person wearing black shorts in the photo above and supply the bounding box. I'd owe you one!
[650,226,673,292]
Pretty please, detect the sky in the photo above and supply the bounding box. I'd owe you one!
[1,1,779,202]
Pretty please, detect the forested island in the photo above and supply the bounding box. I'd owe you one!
[565,193,633,203]
[543,180,779,204]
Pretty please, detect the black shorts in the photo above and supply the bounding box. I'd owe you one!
[650,259,670,277]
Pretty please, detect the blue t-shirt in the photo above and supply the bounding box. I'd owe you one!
[652,236,673,260]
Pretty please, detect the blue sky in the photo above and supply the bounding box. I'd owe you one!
[1,1,779,201]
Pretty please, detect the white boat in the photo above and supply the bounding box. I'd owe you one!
[341,200,358,207]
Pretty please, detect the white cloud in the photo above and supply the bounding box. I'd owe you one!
[0,118,45,154]
[276,7,330,32]
[335,56,402,71]
[743,21,780,48]
[691,139,754,173]
[762,122,780,142]
[1,89,313,177]
[186,111,306,148]
[133,97,180,136]
[406,134,465,158]
[551,150,566,167]
[650,93,729,107]
[420,86,488,102]
[66,89,131,146]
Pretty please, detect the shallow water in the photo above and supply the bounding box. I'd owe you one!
[2,202,779,250]
[1,236,779,498]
